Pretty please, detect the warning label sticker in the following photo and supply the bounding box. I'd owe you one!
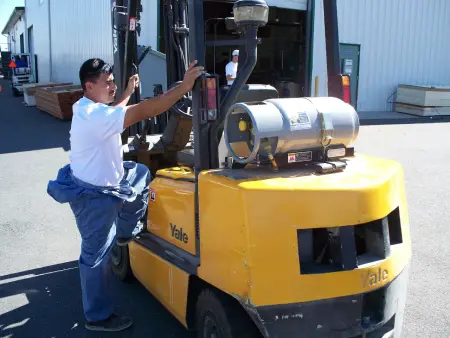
[288,151,313,163]
[288,111,311,131]
[150,188,156,202]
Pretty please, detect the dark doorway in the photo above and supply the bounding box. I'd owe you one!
[157,1,310,97]
[20,33,24,53]
[202,2,309,97]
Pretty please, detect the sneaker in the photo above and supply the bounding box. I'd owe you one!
[85,313,133,332]
[116,237,133,247]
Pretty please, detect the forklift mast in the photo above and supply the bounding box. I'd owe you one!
[111,0,344,169]
[323,0,344,99]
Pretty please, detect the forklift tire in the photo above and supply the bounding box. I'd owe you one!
[110,244,133,282]
[195,288,262,338]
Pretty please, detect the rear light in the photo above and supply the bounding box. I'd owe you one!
[342,75,351,104]
[201,74,219,122]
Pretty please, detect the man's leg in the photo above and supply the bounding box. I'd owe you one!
[70,194,132,332]
[116,162,151,245]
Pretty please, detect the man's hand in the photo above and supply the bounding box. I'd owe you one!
[114,74,139,107]
[126,74,140,94]
[123,61,206,129]
[180,60,205,93]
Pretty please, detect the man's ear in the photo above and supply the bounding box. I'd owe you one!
[85,81,94,92]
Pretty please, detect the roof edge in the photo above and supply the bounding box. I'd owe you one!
[1,7,26,35]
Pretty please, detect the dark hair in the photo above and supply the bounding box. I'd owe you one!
[79,58,113,91]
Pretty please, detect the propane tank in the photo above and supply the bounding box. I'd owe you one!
[223,97,359,164]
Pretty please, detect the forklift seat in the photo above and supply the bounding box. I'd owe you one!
[176,84,279,168]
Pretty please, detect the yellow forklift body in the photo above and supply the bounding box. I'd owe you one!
[197,154,410,306]
[128,154,410,329]
[129,242,190,327]
[146,167,197,255]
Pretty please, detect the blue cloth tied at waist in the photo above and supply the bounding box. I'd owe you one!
[47,162,138,204]
[46,160,151,322]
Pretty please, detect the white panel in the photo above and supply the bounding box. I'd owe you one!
[139,0,159,49]
[266,0,307,10]
[9,16,27,54]
[337,0,450,112]
[311,0,328,97]
[25,0,51,83]
[49,0,114,84]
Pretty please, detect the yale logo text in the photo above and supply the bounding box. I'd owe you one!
[361,268,389,288]
[170,223,189,244]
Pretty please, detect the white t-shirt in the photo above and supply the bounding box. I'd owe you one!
[69,96,128,187]
[225,61,238,85]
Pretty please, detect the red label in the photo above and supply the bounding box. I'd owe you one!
[150,188,156,202]
[129,17,136,31]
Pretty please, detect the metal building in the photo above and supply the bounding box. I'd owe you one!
[313,0,450,111]
[4,0,450,112]
[1,7,26,54]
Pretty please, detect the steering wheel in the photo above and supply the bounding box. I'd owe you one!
[168,81,193,119]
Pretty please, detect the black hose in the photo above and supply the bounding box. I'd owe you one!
[209,25,259,167]
[218,25,258,129]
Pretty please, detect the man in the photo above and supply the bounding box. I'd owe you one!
[225,49,239,85]
[47,58,204,332]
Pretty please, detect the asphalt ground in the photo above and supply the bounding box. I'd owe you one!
[0,79,449,337]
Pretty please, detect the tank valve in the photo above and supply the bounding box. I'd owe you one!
[264,145,278,172]
[268,153,279,172]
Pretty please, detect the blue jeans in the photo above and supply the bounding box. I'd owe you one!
[47,161,151,322]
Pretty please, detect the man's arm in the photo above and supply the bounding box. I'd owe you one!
[114,75,139,107]
[226,75,235,82]
[123,60,204,129]
[225,63,235,82]
[114,89,133,108]
[123,84,188,129]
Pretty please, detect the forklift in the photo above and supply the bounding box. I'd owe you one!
[9,53,35,97]
[109,0,411,337]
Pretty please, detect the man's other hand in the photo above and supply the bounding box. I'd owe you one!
[126,74,140,94]
[180,60,205,93]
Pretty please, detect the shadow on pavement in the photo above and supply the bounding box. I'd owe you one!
[0,79,71,155]
[0,261,194,338]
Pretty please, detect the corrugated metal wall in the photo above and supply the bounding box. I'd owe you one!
[46,0,159,85]
[49,0,114,84]
[26,0,450,109]
[26,0,51,83]
[267,0,307,10]
[311,0,327,99]
[313,0,450,112]
[139,0,159,49]
[9,18,26,54]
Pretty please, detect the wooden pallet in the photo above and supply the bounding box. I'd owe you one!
[394,102,450,116]
[35,85,84,120]
[23,82,72,106]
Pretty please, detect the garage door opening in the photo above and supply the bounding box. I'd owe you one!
[158,0,311,98]
[203,1,309,97]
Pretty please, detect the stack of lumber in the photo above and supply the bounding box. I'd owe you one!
[23,82,72,106]
[1,51,12,79]
[35,85,83,120]
[395,84,450,116]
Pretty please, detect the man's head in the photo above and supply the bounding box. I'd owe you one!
[79,58,116,103]
[232,50,239,63]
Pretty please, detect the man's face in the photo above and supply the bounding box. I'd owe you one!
[85,73,117,104]
[232,55,239,63]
